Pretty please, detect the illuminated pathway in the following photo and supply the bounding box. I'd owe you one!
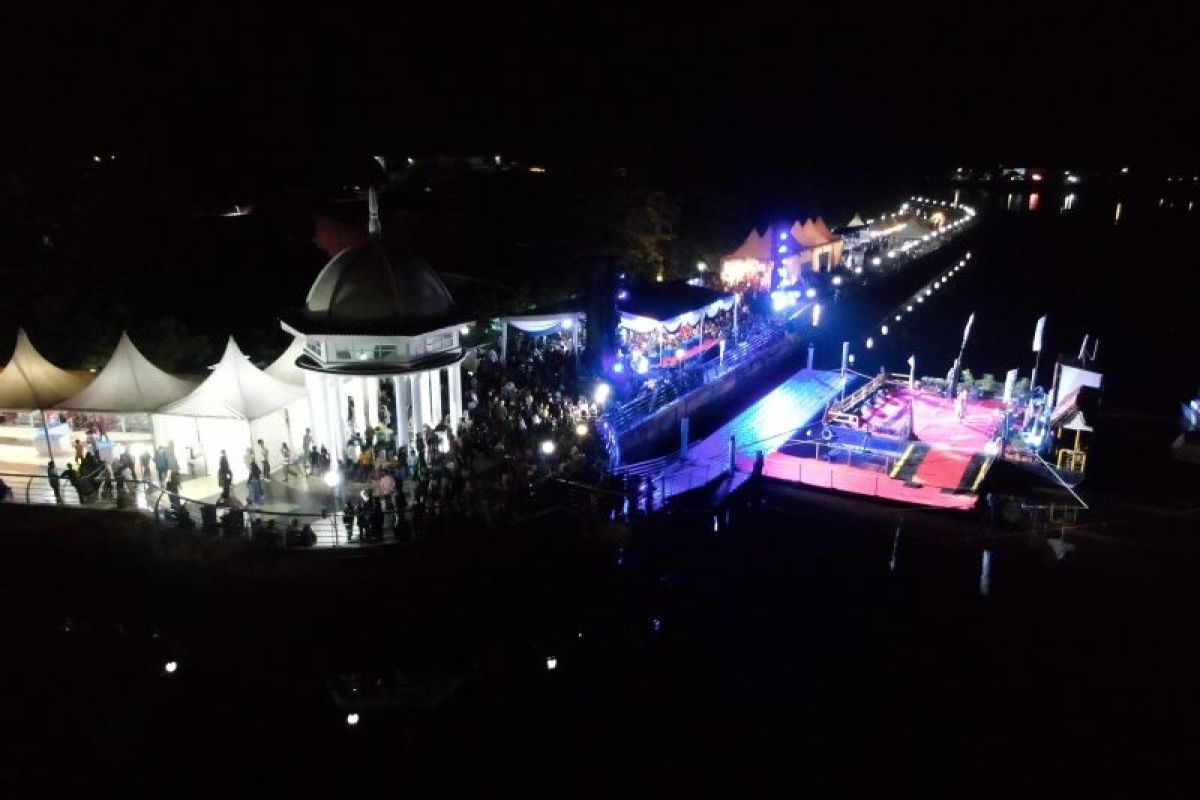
[652,368,848,500]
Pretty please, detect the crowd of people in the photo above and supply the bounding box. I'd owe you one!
[327,334,612,541]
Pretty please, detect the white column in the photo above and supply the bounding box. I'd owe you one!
[365,376,380,429]
[393,376,408,449]
[430,369,444,426]
[411,373,426,434]
[447,363,462,432]
[333,376,349,454]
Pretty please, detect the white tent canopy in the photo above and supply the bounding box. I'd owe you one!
[160,337,305,419]
[0,328,88,409]
[58,332,197,412]
[264,335,308,387]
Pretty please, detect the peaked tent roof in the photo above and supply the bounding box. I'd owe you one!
[846,213,866,228]
[58,333,197,412]
[264,336,309,387]
[159,338,306,419]
[813,217,837,242]
[0,329,89,409]
[726,227,770,261]
[791,219,829,248]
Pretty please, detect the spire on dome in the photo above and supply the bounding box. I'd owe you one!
[368,186,381,234]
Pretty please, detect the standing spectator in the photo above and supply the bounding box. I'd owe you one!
[281,442,295,482]
[257,439,271,480]
[309,445,320,477]
[218,450,232,501]
[72,439,84,464]
[247,462,265,507]
[47,461,62,504]
[138,448,152,480]
[154,446,170,484]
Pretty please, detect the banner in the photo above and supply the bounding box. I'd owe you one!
[1032,315,1047,353]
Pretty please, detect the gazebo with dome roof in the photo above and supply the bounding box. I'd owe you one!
[281,189,471,456]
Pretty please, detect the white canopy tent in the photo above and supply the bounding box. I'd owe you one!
[152,338,310,482]
[0,328,88,410]
[264,335,308,387]
[0,329,89,460]
[58,332,196,412]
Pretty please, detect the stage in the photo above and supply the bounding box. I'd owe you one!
[765,386,1004,510]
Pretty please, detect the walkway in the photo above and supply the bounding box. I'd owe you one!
[628,368,848,501]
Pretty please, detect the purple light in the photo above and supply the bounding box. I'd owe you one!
[779,231,788,241]
[616,289,629,301]
[613,362,625,373]
[777,245,788,254]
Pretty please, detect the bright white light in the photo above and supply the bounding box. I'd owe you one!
[323,470,341,487]
[854,266,863,275]
[804,287,817,299]
[164,661,178,674]
[545,656,558,671]
[895,314,902,321]
[887,251,897,258]
[848,354,856,365]
[866,337,874,349]
[906,305,914,312]
[812,304,822,326]
[917,296,925,303]
[832,275,843,286]
[925,289,933,296]
[93,155,102,163]
[575,423,588,437]
[655,273,664,283]
[696,261,707,272]
[561,318,573,330]
[881,325,889,335]
[871,257,882,266]
[540,440,556,456]
[346,713,360,726]
[460,325,470,335]
[593,382,611,404]
[674,347,686,360]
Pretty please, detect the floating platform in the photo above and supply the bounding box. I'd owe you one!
[766,386,1004,510]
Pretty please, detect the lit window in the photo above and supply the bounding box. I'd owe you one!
[373,344,398,360]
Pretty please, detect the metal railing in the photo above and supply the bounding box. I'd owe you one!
[0,469,549,549]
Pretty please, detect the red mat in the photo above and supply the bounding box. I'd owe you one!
[761,388,1002,511]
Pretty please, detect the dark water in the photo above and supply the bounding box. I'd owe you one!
[844,184,1200,414]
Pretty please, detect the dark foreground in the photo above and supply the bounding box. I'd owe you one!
[2,478,1199,798]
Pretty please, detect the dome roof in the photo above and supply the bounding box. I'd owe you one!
[296,237,462,334]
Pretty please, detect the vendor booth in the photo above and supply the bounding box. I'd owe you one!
[616,281,736,372]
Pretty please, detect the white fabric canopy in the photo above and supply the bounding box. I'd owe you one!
[507,314,580,336]
[58,332,197,412]
[159,337,306,419]
[619,299,733,334]
[0,328,88,409]
[264,335,308,387]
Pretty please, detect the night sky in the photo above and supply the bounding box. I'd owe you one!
[4,5,1196,184]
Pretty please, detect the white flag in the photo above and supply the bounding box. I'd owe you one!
[961,312,975,349]
[1002,368,1018,403]
[1077,334,1090,361]
[906,355,915,369]
[1032,315,1047,353]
